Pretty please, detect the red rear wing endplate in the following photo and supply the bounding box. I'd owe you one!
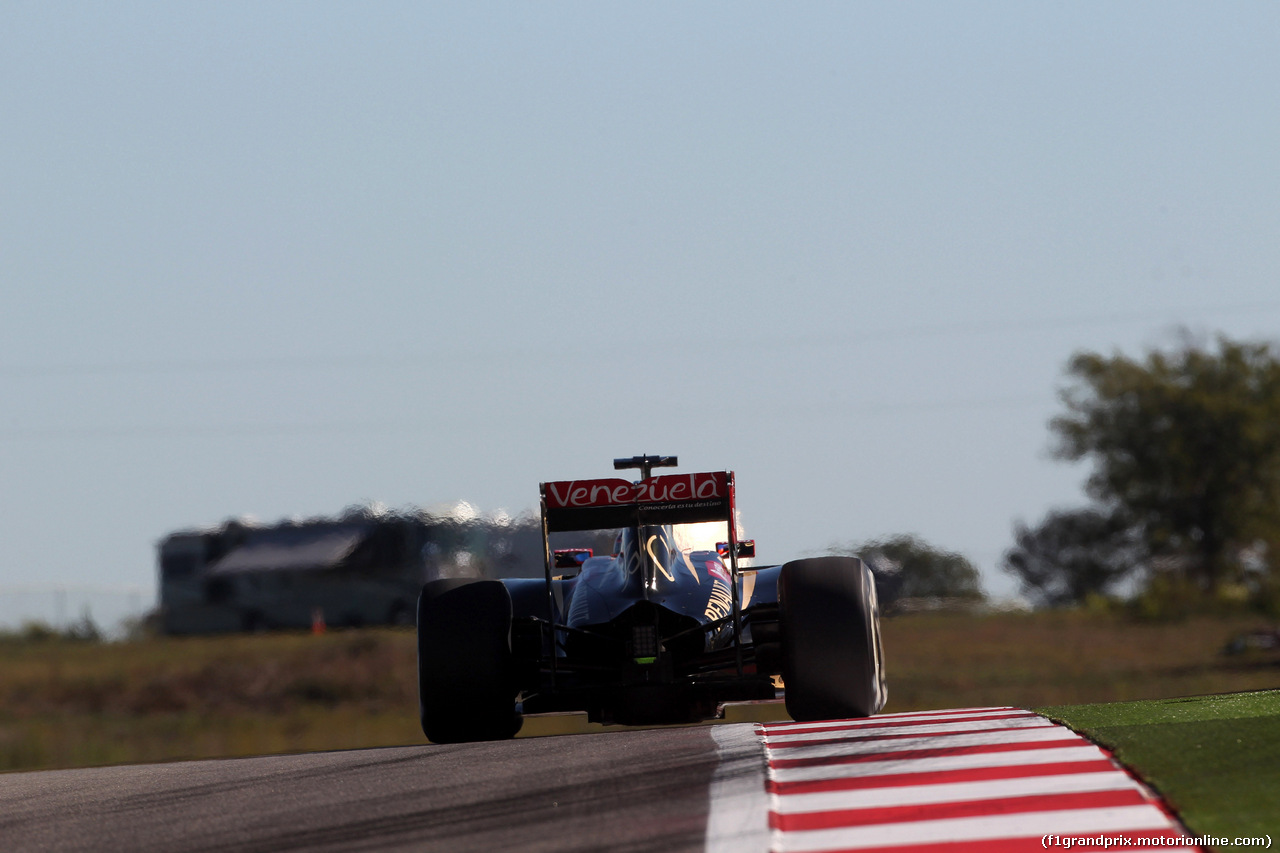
[541,471,734,532]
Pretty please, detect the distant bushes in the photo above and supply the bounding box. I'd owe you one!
[0,611,102,644]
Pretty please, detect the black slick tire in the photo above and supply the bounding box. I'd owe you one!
[417,578,523,743]
[778,556,887,721]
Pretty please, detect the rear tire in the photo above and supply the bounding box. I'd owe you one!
[417,579,523,743]
[779,556,886,721]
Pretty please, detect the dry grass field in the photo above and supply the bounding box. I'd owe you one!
[882,609,1280,711]
[1,610,1277,773]
[0,630,423,773]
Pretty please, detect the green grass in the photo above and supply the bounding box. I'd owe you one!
[1039,691,1280,849]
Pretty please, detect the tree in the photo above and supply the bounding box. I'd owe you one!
[1002,508,1144,607]
[839,534,984,607]
[1051,334,1280,593]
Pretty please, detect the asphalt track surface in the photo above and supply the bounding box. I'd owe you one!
[0,726,744,853]
[0,712,1201,852]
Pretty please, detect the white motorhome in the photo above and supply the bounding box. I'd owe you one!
[158,509,614,634]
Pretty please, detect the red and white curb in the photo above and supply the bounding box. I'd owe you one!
[705,707,1206,852]
[759,706,1203,853]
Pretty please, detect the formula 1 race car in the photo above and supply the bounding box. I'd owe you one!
[416,456,886,742]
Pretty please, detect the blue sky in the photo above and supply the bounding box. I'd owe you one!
[2,2,1278,627]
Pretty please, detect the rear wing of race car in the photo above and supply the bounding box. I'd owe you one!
[540,470,735,532]
[538,467,748,678]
